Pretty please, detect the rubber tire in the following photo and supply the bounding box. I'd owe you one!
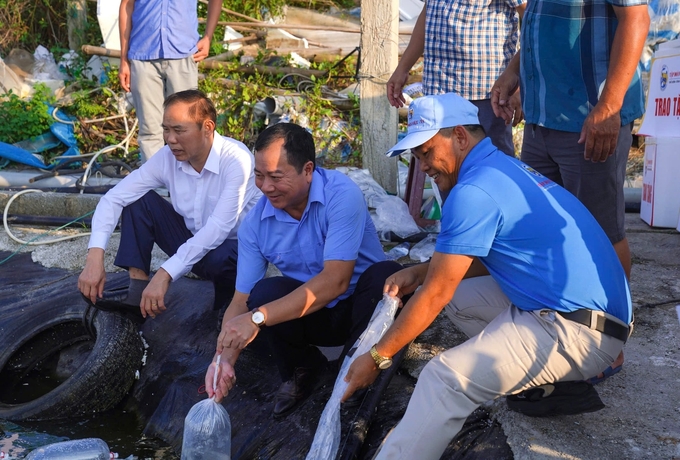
[0,303,143,421]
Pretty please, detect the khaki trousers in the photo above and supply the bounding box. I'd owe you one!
[129,57,198,162]
[375,275,626,460]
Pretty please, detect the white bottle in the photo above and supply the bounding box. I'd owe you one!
[25,438,117,460]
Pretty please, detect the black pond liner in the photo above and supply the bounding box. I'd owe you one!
[0,251,513,459]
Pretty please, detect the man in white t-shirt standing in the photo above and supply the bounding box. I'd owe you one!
[78,90,261,319]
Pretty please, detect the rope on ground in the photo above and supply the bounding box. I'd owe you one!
[79,117,139,192]
[2,189,94,255]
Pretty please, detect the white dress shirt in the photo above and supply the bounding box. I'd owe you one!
[88,132,261,281]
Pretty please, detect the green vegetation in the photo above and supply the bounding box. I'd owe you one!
[0,0,364,168]
[0,84,55,144]
[199,50,361,166]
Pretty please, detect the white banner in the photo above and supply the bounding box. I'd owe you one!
[638,41,680,138]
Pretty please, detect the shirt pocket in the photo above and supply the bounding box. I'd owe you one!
[263,241,324,278]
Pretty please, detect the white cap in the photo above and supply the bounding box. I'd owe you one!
[386,93,480,157]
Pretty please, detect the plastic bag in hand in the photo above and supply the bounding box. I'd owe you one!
[181,356,231,460]
[306,294,400,460]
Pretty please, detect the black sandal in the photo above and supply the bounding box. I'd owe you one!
[80,293,146,324]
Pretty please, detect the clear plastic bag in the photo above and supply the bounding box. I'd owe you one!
[24,438,116,460]
[343,168,421,239]
[306,294,400,460]
[181,357,231,460]
[409,233,438,262]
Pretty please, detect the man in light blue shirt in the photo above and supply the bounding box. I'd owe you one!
[119,0,222,162]
[205,123,401,417]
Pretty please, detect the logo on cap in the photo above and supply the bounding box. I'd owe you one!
[408,108,414,120]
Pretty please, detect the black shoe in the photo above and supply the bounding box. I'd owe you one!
[272,366,323,417]
[506,381,605,417]
[82,293,146,324]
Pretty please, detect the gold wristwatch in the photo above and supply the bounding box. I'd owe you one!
[370,344,393,370]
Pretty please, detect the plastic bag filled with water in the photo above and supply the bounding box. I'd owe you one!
[181,356,231,460]
[25,438,115,460]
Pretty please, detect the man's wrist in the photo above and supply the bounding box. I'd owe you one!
[370,344,393,370]
[153,268,173,283]
[86,247,105,262]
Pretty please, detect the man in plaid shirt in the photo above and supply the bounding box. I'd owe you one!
[387,0,526,156]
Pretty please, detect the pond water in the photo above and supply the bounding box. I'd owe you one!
[0,408,176,459]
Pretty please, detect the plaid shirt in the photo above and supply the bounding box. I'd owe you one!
[423,0,524,100]
[520,0,647,132]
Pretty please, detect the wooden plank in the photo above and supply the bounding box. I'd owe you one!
[67,0,88,51]
[360,0,399,194]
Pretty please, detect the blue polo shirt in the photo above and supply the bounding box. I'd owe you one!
[127,0,199,60]
[520,0,646,132]
[435,138,632,323]
[236,168,386,307]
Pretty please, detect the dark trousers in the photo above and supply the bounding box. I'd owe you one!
[246,260,402,381]
[114,191,238,308]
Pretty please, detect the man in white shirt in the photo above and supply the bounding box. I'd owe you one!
[78,90,261,319]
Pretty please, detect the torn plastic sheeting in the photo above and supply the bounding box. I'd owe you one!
[306,294,400,460]
[641,0,680,71]
[0,106,79,169]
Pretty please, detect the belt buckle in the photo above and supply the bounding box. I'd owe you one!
[592,310,605,332]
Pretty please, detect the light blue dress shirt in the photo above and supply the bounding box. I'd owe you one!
[127,0,200,60]
[236,168,386,307]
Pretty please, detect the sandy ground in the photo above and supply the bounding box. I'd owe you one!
[1,213,679,459]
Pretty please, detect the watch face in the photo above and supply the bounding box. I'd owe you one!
[378,359,392,370]
[252,311,265,325]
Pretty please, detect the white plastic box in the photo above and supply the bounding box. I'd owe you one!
[640,137,680,227]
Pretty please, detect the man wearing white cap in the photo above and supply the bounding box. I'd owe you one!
[340,93,632,459]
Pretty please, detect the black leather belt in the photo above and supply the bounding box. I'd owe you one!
[557,310,630,343]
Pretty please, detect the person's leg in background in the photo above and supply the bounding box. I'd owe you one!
[163,56,199,98]
[472,99,514,157]
[522,124,632,278]
[129,59,166,162]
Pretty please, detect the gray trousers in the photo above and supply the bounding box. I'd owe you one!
[471,99,514,157]
[375,275,627,460]
[129,57,198,162]
[520,123,632,244]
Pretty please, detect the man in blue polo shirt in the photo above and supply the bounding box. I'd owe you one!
[204,123,401,417]
[341,93,632,459]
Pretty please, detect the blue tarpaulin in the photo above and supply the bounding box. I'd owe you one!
[0,106,79,170]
